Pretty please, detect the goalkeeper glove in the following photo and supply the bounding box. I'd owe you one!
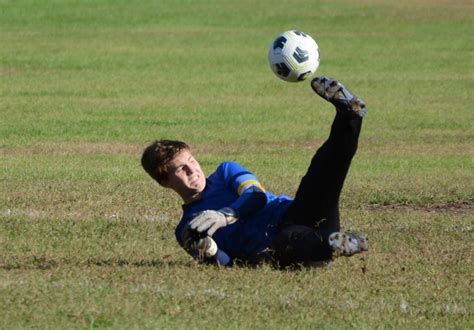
[189,207,237,236]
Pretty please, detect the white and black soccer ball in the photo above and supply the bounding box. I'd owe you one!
[268,30,320,83]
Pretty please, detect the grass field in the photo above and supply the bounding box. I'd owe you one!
[1,0,473,328]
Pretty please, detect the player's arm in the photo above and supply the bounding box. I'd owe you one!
[227,181,267,218]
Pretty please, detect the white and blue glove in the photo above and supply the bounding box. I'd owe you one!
[182,229,232,266]
[193,236,218,258]
[189,207,238,236]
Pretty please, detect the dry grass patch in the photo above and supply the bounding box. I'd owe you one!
[368,200,474,214]
[0,142,142,156]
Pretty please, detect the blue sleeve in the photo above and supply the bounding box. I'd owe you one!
[218,162,268,218]
[215,249,232,266]
[228,186,267,218]
[219,162,266,196]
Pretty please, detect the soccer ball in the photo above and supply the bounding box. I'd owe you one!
[268,30,320,82]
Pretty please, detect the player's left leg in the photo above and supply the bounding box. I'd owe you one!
[270,224,369,267]
[328,231,368,257]
[271,224,329,267]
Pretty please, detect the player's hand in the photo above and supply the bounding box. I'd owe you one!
[182,227,204,252]
[182,227,218,259]
[193,236,218,259]
[189,209,237,236]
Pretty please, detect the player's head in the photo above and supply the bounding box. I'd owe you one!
[141,140,206,203]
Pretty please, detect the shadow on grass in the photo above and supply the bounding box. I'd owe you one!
[85,257,189,268]
[0,255,191,270]
[0,256,338,271]
[367,200,473,213]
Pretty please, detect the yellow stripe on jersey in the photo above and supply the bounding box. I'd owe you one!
[237,180,266,195]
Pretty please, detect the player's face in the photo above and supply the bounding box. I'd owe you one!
[163,149,206,204]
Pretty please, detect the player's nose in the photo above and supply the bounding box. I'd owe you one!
[184,165,195,175]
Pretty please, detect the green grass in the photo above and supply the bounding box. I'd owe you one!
[1,0,473,328]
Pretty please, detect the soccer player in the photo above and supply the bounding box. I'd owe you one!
[141,77,368,267]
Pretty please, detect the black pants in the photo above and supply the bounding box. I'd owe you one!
[271,111,363,266]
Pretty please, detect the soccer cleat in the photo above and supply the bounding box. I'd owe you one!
[311,76,367,117]
[328,232,368,257]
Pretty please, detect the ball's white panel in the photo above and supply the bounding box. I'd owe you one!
[268,30,320,82]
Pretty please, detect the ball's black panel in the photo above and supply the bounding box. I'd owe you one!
[273,36,287,50]
[297,70,311,81]
[274,62,291,77]
[293,46,309,63]
[294,31,308,37]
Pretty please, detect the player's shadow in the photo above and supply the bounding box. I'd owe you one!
[0,256,191,270]
[1,255,334,271]
[85,257,189,268]
[237,260,332,271]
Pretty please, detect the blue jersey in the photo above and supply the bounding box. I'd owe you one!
[175,161,293,261]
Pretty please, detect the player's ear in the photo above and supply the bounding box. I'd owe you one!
[158,168,172,188]
[160,178,171,188]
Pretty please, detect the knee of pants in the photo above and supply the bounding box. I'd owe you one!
[271,225,332,266]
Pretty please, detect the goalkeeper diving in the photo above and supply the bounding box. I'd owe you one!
[141,77,368,267]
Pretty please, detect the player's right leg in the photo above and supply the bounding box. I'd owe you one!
[279,77,367,258]
[281,77,365,232]
[311,76,367,117]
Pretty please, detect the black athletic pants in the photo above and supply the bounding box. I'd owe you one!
[271,111,363,266]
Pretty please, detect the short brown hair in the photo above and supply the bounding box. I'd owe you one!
[141,140,190,185]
